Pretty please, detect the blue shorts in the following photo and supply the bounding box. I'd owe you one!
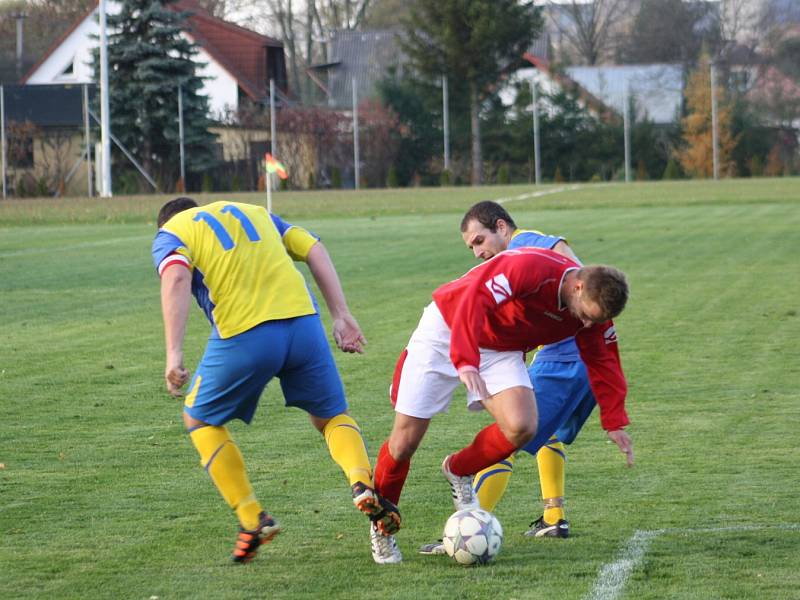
[183,314,347,425]
[519,359,596,456]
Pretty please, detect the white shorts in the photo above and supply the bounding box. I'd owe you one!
[391,302,532,419]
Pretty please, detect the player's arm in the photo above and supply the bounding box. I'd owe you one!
[160,262,192,397]
[551,240,581,264]
[306,241,367,354]
[574,323,634,466]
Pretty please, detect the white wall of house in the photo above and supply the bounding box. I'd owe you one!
[25,2,239,119]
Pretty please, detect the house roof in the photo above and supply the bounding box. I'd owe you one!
[523,53,615,119]
[2,83,93,127]
[566,64,685,124]
[310,29,402,108]
[21,0,282,101]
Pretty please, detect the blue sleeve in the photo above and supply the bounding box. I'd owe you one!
[151,230,187,271]
[509,230,564,250]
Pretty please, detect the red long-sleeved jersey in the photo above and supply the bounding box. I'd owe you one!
[432,247,629,431]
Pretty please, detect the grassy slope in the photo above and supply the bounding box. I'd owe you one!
[1,179,798,599]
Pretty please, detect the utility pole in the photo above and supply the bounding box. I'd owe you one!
[442,75,450,173]
[178,85,185,191]
[623,82,631,183]
[352,77,360,189]
[99,0,112,196]
[710,64,720,180]
[531,79,541,185]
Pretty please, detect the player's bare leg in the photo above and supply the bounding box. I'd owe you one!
[443,386,537,509]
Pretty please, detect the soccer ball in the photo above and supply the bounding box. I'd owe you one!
[442,508,503,566]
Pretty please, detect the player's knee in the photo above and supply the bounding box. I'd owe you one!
[388,435,421,462]
[503,422,537,448]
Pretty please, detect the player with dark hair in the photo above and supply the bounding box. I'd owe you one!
[371,241,631,563]
[419,200,631,555]
[152,198,399,563]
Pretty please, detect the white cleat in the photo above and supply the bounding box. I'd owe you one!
[442,455,480,510]
[370,523,402,564]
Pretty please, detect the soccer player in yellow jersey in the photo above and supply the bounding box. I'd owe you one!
[152,197,400,563]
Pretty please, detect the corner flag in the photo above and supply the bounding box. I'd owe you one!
[265,153,288,180]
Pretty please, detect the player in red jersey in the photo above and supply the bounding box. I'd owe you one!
[370,247,631,563]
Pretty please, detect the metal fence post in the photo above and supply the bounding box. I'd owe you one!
[352,77,360,189]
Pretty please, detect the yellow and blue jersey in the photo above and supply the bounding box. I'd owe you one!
[151,201,320,339]
[508,229,580,362]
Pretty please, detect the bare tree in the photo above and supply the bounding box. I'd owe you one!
[547,0,631,65]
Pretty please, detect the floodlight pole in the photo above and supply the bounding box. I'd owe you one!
[531,79,541,185]
[442,75,451,173]
[99,0,112,196]
[83,84,92,197]
[710,64,720,181]
[352,77,360,190]
[623,82,631,183]
[178,84,185,190]
[1,85,6,199]
[269,78,277,169]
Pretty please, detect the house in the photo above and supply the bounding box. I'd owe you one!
[21,0,287,119]
[1,83,94,197]
[310,29,403,109]
[5,0,296,195]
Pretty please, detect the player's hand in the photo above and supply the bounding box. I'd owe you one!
[607,429,634,467]
[165,352,190,398]
[333,314,367,354]
[458,368,490,400]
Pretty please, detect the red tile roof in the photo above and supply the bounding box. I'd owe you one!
[22,0,283,101]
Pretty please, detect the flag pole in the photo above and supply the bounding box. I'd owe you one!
[266,172,272,213]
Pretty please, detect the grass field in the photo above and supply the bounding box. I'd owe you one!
[1,179,799,599]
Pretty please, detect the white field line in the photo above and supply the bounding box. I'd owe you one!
[0,234,151,258]
[493,184,581,205]
[583,524,800,600]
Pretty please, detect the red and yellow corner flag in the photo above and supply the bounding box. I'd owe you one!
[265,153,288,180]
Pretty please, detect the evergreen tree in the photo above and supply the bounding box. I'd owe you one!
[678,53,736,178]
[95,0,216,191]
[401,0,541,185]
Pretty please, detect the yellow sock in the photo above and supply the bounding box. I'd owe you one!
[474,454,515,512]
[322,414,373,487]
[189,425,262,530]
[538,438,566,523]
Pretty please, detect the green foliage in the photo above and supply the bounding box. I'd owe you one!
[553,165,564,182]
[94,0,217,190]
[331,167,343,189]
[386,166,399,188]
[231,174,242,192]
[440,169,452,186]
[401,0,542,183]
[201,173,214,192]
[663,158,683,179]
[307,171,316,190]
[496,163,510,184]
[748,156,764,177]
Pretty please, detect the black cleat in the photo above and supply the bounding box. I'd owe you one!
[524,515,570,538]
[231,511,281,563]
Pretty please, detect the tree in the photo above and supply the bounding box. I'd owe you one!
[547,0,631,66]
[401,0,541,185]
[621,0,722,66]
[678,54,736,178]
[97,0,216,191]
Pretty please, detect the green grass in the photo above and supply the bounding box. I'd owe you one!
[1,179,799,599]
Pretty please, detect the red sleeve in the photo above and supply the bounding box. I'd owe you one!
[574,321,629,431]
[446,276,497,372]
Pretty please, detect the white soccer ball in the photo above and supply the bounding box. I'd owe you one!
[442,508,503,566]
